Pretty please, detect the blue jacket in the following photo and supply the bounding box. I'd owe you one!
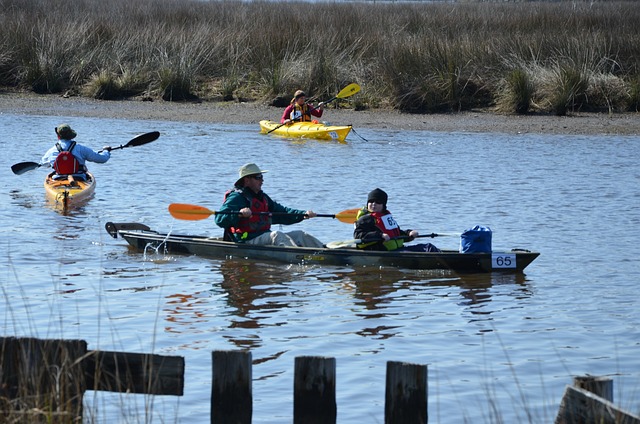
[42,139,111,169]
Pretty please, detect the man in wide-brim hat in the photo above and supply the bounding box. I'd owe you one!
[214,163,324,247]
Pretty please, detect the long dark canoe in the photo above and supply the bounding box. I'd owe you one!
[105,222,539,273]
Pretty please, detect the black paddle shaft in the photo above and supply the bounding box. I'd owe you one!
[104,131,160,151]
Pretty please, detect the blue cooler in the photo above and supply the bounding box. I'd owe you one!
[460,225,492,253]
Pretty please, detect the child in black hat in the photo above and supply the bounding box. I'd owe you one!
[353,188,439,252]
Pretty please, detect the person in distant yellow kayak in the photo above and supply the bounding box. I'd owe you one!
[215,163,325,247]
[280,90,325,124]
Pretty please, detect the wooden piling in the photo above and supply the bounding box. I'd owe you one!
[384,361,428,424]
[294,356,336,424]
[211,350,252,424]
[1,336,185,422]
[572,375,613,402]
[84,349,184,395]
[555,375,640,424]
[0,337,88,421]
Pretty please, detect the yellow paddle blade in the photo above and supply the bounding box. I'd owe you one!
[334,208,360,224]
[168,203,216,220]
[336,83,360,99]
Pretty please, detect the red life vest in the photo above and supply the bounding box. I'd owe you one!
[225,190,271,238]
[53,142,81,175]
[370,211,402,239]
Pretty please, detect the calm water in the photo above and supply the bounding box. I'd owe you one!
[2,112,639,423]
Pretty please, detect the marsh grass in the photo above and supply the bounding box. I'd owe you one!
[549,67,590,116]
[84,70,119,100]
[82,68,149,100]
[0,339,86,423]
[1,0,639,113]
[628,76,640,112]
[496,69,533,114]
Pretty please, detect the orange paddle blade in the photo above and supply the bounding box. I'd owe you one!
[168,203,216,220]
[334,208,360,224]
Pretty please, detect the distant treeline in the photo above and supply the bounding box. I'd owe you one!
[1,0,638,115]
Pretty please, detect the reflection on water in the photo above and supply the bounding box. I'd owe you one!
[45,193,95,216]
[218,259,299,349]
[164,292,210,333]
[52,213,90,240]
[319,268,530,311]
[9,189,38,209]
[156,258,534,348]
[10,182,94,216]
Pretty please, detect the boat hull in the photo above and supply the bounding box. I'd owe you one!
[44,171,96,210]
[259,120,352,143]
[105,223,539,273]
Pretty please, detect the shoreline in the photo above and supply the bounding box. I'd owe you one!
[1,91,639,135]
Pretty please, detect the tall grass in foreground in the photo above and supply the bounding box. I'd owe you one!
[0,0,639,115]
[0,256,175,423]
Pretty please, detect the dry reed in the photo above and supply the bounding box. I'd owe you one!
[1,0,638,115]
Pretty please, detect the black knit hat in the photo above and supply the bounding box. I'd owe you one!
[367,188,388,206]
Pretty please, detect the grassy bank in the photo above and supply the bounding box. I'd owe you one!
[0,0,639,115]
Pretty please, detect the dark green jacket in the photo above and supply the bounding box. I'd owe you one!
[214,188,307,242]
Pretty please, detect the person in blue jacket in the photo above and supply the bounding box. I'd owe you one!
[214,163,324,247]
[41,123,112,179]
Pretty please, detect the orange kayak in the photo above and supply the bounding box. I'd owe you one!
[44,171,96,211]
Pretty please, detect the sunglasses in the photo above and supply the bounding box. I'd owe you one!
[251,174,264,181]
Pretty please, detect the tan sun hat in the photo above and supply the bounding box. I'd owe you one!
[55,123,77,140]
[236,163,268,186]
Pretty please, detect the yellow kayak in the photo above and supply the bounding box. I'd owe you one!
[44,171,96,211]
[259,120,352,143]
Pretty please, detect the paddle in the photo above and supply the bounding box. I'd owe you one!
[11,161,42,175]
[11,131,161,175]
[168,203,360,223]
[267,83,361,134]
[322,83,361,105]
[326,233,458,249]
[99,131,160,152]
